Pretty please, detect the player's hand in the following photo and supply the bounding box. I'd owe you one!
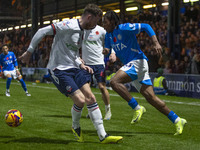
[153,43,162,58]
[18,51,32,64]
[152,35,162,58]
[109,53,117,63]
[80,64,94,74]
[79,58,85,64]
[16,70,21,76]
[102,48,110,55]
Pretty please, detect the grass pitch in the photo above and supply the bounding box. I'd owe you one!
[0,79,200,150]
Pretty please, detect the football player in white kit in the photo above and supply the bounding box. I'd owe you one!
[19,4,122,143]
[82,25,112,120]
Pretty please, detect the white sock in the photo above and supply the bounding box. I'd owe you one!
[71,104,82,129]
[105,104,110,111]
[174,117,180,124]
[134,104,141,110]
[87,103,107,140]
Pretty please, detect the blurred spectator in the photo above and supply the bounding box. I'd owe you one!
[191,52,200,74]
[163,60,173,74]
[0,3,199,76]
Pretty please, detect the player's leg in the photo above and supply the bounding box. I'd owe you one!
[70,90,85,142]
[94,65,112,120]
[49,69,85,142]
[98,82,111,120]
[17,74,31,96]
[110,70,146,123]
[80,83,123,143]
[140,84,187,135]
[4,71,12,97]
[80,83,107,140]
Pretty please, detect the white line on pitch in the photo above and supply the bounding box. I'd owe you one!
[1,81,200,106]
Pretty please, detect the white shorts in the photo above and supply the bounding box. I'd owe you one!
[120,59,152,92]
[3,69,20,79]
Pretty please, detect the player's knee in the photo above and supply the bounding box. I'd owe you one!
[85,93,96,104]
[99,84,106,92]
[110,79,117,88]
[72,92,86,107]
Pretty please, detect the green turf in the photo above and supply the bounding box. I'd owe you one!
[0,78,200,150]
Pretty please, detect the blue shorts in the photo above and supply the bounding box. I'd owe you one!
[49,68,90,97]
[83,65,106,83]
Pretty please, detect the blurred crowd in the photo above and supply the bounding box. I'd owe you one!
[0,4,200,75]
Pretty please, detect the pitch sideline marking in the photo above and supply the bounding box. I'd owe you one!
[1,81,200,106]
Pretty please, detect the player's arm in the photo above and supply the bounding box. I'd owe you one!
[109,49,117,63]
[140,24,162,57]
[13,53,21,76]
[19,25,54,64]
[103,33,112,56]
[75,57,93,74]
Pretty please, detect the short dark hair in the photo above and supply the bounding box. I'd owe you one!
[2,44,9,49]
[104,10,121,27]
[83,4,102,17]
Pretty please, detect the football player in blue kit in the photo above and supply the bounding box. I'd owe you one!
[0,44,31,97]
[102,10,186,135]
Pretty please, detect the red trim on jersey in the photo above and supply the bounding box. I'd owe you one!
[51,24,56,35]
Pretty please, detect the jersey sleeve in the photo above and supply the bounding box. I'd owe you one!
[104,33,112,57]
[104,33,111,49]
[120,23,156,37]
[54,20,73,33]
[27,25,54,53]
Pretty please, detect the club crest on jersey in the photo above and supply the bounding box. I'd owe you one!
[117,34,122,40]
[66,86,72,92]
[10,56,12,59]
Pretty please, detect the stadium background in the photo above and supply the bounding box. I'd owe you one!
[0,1,200,149]
[0,0,199,98]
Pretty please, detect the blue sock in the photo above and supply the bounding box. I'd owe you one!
[128,97,138,109]
[168,111,178,123]
[19,79,27,92]
[6,77,12,90]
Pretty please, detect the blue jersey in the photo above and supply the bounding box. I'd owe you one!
[0,51,18,71]
[105,23,156,64]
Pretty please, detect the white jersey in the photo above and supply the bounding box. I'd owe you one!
[28,19,83,70]
[82,25,106,65]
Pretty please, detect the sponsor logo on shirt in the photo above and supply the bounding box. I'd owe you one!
[131,48,139,53]
[65,43,78,51]
[83,40,97,45]
[112,43,127,51]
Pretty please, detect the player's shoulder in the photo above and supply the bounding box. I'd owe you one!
[56,19,79,29]
[95,25,105,30]
[8,51,15,55]
[118,23,137,30]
